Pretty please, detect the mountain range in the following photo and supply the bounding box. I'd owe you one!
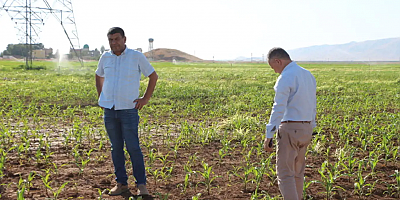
[235,37,400,61]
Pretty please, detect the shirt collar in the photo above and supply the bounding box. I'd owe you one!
[111,45,128,56]
[281,61,296,74]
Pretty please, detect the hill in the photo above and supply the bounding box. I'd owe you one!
[144,48,202,62]
[288,37,400,61]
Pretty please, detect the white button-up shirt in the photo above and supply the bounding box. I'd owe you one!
[95,47,155,110]
[266,61,317,138]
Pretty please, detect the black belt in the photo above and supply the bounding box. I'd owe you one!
[281,121,311,124]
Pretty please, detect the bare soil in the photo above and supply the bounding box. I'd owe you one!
[1,136,399,200]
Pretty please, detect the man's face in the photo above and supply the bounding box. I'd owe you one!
[268,58,281,73]
[108,33,126,55]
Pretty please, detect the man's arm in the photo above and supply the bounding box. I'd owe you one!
[266,77,291,138]
[264,76,291,152]
[95,74,104,98]
[311,76,317,129]
[134,71,158,110]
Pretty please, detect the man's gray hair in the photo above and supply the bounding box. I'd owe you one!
[267,47,291,60]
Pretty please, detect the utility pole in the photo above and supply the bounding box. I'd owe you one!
[0,0,83,68]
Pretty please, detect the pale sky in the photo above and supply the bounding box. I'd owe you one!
[1,0,400,60]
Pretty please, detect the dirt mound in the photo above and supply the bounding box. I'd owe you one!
[144,48,202,62]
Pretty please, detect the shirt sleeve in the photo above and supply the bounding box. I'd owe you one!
[311,75,317,128]
[95,54,105,77]
[138,53,155,77]
[266,75,291,138]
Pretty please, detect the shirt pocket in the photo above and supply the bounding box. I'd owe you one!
[103,59,115,77]
[124,58,140,78]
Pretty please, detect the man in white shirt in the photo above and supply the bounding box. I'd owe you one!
[95,27,158,196]
[263,47,316,200]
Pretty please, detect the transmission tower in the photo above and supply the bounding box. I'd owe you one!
[0,0,83,69]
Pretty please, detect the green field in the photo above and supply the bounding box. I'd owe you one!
[0,60,399,199]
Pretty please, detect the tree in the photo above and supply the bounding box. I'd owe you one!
[2,50,10,56]
[4,43,45,57]
[100,45,105,54]
[47,52,54,59]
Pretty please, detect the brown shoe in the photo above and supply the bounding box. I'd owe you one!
[109,183,129,196]
[137,184,149,196]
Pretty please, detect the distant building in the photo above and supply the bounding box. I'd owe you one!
[32,48,53,59]
[69,44,101,59]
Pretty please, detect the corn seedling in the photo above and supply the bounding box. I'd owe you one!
[197,161,219,195]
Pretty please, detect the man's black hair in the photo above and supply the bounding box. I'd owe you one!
[107,27,125,38]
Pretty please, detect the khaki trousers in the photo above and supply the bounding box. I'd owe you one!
[276,123,313,200]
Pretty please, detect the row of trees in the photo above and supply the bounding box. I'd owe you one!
[1,43,45,57]
[1,44,107,60]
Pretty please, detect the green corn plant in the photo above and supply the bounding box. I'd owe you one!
[380,136,391,166]
[218,148,228,164]
[41,172,52,197]
[52,162,68,176]
[17,175,26,200]
[303,178,317,200]
[368,151,380,177]
[255,140,264,159]
[182,160,196,193]
[53,181,69,200]
[178,172,191,194]
[17,143,25,164]
[317,161,344,200]
[391,146,399,164]
[241,147,256,190]
[197,161,219,195]
[390,170,400,198]
[35,146,43,165]
[22,136,31,155]
[159,166,173,183]
[26,172,36,195]
[42,151,54,166]
[250,192,261,200]
[240,138,250,154]
[265,153,277,187]
[242,164,254,192]
[147,167,161,187]
[353,161,370,197]
[397,170,400,197]
[341,149,358,182]
[146,148,157,167]
[155,192,169,200]
[172,141,181,160]
[158,153,172,168]
[97,188,108,200]
[324,147,331,164]
[189,153,198,165]
[76,156,90,175]
[191,193,202,200]
[0,148,6,178]
[252,160,266,195]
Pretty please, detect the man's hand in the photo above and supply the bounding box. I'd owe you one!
[264,138,274,152]
[134,97,149,110]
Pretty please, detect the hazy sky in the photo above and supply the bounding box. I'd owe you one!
[1,0,400,60]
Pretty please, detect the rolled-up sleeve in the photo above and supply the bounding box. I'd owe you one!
[95,54,105,77]
[138,53,155,77]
